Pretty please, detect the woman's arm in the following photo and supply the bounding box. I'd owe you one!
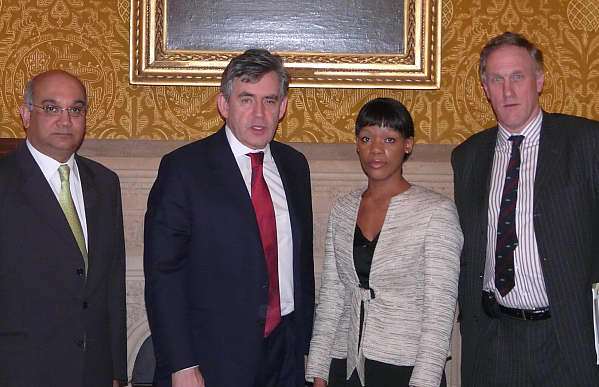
[410,199,463,387]
[305,204,348,384]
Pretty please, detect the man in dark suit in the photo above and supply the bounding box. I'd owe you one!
[144,49,315,387]
[0,70,127,387]
[452,32,599,386]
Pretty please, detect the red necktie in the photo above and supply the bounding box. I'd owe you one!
[248,152,281,337]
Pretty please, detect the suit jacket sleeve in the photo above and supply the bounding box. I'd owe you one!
[109,173,128,382]
[305,203,346,383]
[299,155,316,355]
[144,154,196,373]
[410,199,462,387]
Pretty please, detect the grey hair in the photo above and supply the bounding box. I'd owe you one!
[23,79,35,109]
[479,31,544,82]
[220,49,289,99]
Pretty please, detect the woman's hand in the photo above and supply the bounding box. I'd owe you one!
[313,377,327,387]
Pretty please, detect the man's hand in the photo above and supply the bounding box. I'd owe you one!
[313,377,327,387]
[112,380,121,387]
[172,367,205,387]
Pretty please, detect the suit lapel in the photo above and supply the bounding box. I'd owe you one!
[470,128,498,271]
[206,129,263,246]
[533,114,562,199]
[472,129,497,216]
[76,156,105,291]
[16,144,82,257]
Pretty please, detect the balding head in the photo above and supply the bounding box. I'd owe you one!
[19,70,88,162]
[23,70,87,109]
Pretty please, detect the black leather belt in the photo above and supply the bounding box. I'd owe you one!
[482,291,550,321]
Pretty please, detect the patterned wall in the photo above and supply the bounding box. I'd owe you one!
[0,0,598,144]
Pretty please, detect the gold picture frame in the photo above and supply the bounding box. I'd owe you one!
[130,0,441,89]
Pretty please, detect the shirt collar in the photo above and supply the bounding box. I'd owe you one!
[497,110,543,147]
[26,139,79,182]
[224,125,273,161]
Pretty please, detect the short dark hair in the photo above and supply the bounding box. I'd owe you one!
[479,31,544,82]
[220,49,289,99]
[355,97,414,140]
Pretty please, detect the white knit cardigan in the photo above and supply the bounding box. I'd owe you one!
[306,185,463,387]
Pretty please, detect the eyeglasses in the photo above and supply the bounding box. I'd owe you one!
[30,103,87,118]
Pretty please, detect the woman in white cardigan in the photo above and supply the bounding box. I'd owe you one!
[306,98,463,387]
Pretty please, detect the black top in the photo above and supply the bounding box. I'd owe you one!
[353,225,379,289]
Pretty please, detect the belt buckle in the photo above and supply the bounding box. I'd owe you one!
[520,309,528,320]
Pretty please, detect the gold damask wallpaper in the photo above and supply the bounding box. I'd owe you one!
[0,0,598,144]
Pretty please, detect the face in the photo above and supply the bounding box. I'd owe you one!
[217,71,288,149]
[482,45,544,133]
[356,125,414,182]
[19,71,87,162]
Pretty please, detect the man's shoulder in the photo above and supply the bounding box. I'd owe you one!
[76,154,119,182]
[0,148,18,167]
[452,126,497,159]
[543,112,599,133]
[0,143,30,180]
[270,140,308,164]
[0,150,18,181]
[161,130,223,164]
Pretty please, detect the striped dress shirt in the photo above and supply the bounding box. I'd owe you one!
[484,111,550,309]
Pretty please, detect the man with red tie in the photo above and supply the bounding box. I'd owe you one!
[144,49,315,387]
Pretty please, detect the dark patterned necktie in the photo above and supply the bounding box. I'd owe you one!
[495,135,525,297]
[248,152,281,336]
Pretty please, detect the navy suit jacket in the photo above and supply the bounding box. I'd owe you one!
[144,128,315,387]
[452,113,599,386]
[0,143,127,387]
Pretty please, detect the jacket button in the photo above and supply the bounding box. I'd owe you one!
[82,301,88,309]
[76,268,84,277]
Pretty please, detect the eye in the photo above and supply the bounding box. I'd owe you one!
[240,97,252,104]
[264,98,277,105]
[43,105,61,114]
[359,136,370,143]
[69,106,84,114]
[511,73,524,81]
[384,137,396,143]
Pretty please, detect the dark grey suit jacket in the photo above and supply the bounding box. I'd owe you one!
[452,112,599,386]
[0,143,127,387]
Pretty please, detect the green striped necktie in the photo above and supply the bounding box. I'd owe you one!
[58,164,88,275]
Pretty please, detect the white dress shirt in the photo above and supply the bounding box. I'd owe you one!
[225,126,295,316]
[26,140,88,249]
[484,111,549,309]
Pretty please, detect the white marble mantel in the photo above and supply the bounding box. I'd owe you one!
[78,139,460,386]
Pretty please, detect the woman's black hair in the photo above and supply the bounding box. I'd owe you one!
[355,97,414,140]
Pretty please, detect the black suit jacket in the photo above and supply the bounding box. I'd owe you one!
[144,128,315,387]
[452,112,599,386]
[0,143,127,387]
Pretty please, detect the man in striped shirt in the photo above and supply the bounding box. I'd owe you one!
[452,32,599,386]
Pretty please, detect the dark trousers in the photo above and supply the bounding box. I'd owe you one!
[473,314,574,387]
[328,358,447,387]
[254,312,300,387]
